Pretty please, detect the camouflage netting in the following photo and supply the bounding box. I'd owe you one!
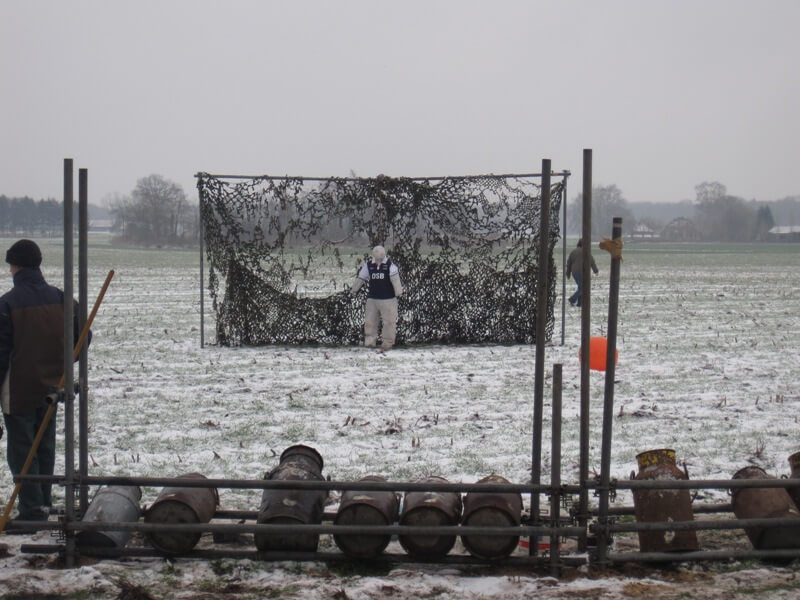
[198,173,563,346]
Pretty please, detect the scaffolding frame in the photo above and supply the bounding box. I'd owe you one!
[10,155,800,574]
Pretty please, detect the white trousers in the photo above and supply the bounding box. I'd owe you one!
[364,297,399,349]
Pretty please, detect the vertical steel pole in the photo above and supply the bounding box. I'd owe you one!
[78,168,89,516]
[560,177,567,345]
[198,178,205,348]
[597,216,623,566]
[578,149,592,549]
[531,159,551,547]
[63,159,76,567]
[550,362,562,577]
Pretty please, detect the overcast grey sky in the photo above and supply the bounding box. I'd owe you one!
[2,1,798,205]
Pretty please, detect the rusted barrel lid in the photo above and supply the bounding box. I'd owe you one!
[399,476,462,558]
[636,448,676,470]
[146,500,203,554]
[145,473,219,555]
[334,503,393,558]
[334,475,399,558]
[399,504,458,558]
[280,444,324,471]
[461,474,521,560]
[462,507,519,560]
[733,465,769,480]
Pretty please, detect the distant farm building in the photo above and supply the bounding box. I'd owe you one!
[768,225,800,242]
[660,217,700,242]
[629,222,658,240]
[89,219,113,232]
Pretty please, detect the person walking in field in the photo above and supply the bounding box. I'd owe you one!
[351,245,403,350]
[565,239,599,307]
[0,239,87,525]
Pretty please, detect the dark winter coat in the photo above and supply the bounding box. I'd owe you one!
[566,247,599,279]
[0,268,83,415]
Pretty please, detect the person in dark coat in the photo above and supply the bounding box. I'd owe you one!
[0,240,85,522]
[565,239,599,307]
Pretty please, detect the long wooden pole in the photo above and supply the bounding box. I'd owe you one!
[0,269,115,534]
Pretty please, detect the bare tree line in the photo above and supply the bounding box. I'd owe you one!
[108,174,199,246]
[5,176,798,245]
[1,174,199,246]
[568,181,796,241]
[0,196,63,234]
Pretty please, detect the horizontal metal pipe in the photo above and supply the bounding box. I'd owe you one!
[608,548,800,563]
[601,517,800,533]
[22,472,794,492]
[586,478,800,490]
[17,474,556,494]
[21,545,589,567]
[11,519,583,538]
[31,501,738,521]
[591,503,733,516]
[195,172,571,183]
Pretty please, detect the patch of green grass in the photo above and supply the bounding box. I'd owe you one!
[284,423,317,441]
[455,450,489,474]
[209,558,238,577]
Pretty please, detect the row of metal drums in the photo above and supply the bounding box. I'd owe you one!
[260,445,522,560]
[77,445,524,560]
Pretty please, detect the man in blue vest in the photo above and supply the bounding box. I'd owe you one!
[351,245,404,349]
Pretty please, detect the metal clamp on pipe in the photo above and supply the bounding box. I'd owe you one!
[45,382,82,405]
[45,390,65,405]
[592,477,618,502]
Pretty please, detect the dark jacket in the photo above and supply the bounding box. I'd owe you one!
[566,247,599,279]
[0,268,83,415]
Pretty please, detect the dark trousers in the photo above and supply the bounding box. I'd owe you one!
[3,405,56,520]
[569,272,584,306]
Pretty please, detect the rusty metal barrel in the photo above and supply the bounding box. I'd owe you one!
[631,448,699,552]
[76,486,142,550]
[787,452,800,509]
[333,475,400,558]
[255,445,328,552]
[144,472,219,555]
[460,474,522,560]
[399,475,462,559]
[731,465,800,550]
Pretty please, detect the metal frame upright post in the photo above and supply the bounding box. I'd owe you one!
[596,216,623,565]
[550,363,563,576]
[199,178,205,348]
[531,159,551,549]
[63,159,77,567]
[560,179,567,345]
[578,149,593,548]
[78,168,89,515]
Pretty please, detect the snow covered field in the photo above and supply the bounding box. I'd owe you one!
[1,236,798,599]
